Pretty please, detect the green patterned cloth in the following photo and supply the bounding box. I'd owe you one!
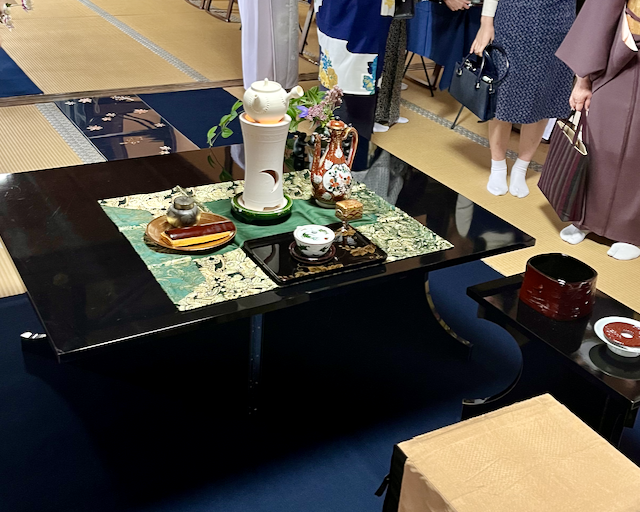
[99,171,452,311]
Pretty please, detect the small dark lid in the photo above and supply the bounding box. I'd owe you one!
[173,195,195,210]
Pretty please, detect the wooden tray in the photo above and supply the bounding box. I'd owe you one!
[243,223,387,285]
[145,212,236,252]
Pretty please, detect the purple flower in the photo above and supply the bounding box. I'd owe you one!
[307,105,328,122]
[296,106,309,119]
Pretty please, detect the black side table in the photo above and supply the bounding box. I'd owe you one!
[465,275,640,446]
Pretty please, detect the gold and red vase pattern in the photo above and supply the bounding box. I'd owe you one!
[310,120,359,208]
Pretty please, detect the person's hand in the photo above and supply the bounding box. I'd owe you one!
[570,76,592,112]
[444,0,470,11]
[470,17,495,55]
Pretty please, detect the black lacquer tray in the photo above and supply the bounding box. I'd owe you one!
[243,223,387,285]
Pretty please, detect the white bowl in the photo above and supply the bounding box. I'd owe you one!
[594,316,640,358]
[293,225,335,257]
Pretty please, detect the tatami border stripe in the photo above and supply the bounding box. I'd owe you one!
[400,98,542,172]
[75,0,209,82]
[36,103,107,164]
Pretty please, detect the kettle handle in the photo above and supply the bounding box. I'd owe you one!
[343,126,359,168]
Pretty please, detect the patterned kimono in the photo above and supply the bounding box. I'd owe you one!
[315,0,394,135]
[238,0,299,90]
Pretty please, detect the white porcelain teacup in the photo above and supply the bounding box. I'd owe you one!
[293,224,335,257]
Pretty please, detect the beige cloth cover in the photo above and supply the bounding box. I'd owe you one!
[397,395,640,512]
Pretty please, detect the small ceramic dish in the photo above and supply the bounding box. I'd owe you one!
[293,224,335,257]
[594,316,640,358]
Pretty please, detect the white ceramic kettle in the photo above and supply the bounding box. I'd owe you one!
[243,78,304,124]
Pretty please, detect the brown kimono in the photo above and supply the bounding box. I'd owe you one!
[556,0,640,246]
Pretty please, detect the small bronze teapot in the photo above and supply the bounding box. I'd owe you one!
[166,195,201,228]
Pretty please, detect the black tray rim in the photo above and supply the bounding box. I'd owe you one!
[242,223,387,286]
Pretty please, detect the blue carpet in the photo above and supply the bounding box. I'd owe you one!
[139,89,244,149]
[0,48,42,98]
[0,261,638,512]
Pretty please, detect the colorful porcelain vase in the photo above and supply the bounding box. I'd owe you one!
[310,120,359,208]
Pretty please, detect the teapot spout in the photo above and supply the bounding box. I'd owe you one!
[286,86,304,106]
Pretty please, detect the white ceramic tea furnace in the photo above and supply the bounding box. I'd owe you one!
[293,225,335,257]
[594,316,640,358]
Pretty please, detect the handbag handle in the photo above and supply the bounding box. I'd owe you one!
[458,43,509,92]
[559,110,587,147]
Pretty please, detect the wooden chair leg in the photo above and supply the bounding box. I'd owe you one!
[403,52,415,78]
[299,0,315,55]
[451,105,464,129]
[226,0,235,22]
[420,56,435,97]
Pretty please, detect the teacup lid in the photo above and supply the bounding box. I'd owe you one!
[173,195,195,210]
[250,78,282,93]
[294,224,335,244]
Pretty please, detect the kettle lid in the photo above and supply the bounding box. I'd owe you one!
[250,78,282,93]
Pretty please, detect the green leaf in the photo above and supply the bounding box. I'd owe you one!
[206,126,218,145]
[219,114,232,126]
[221,127,233,138]
[284,157,294,172]
[232,100,243,112]
[207,155,215,168]
[219,168,233,182]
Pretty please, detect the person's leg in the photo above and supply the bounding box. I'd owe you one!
[487,119,512,196]
[509,119,547,198]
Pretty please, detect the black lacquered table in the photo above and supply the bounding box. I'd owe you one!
[466,275,640,445]
[0,141,534,410]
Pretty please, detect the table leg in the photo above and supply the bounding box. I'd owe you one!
[248,313,263,415]
[424,275,474,356]
[461,305,634,446]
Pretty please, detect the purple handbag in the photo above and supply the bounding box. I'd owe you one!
[538,113,589,222]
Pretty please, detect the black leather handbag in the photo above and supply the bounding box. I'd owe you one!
[394,0,415,19]
[449,44,509,122]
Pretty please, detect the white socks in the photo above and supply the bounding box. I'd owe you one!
[560,225,590,244]
[560,226,640,261]
[509,158,530,198]
[608,243,640,261]
[373,118,409,133]
[488,158,531,198]
[487,159,508,196]
[373,122,389,133]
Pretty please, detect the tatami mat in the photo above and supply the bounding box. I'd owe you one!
[0,105,84,173]
[3,0,195,94]
[0,239,25,298]
[0,103,83,297]
[372,100,640,312]
[3,0,318,96]
[401,79,550,166]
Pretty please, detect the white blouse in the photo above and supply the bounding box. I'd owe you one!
[482,0,498,17]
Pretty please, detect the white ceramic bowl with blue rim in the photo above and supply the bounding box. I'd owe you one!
[594,316,640,358]
[293,224,335,257]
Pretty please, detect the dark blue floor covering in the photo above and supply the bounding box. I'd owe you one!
[140,89,244,149]
[0,48,42,98]
[0,260,638,512]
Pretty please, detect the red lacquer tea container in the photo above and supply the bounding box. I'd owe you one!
[519,253,597,321]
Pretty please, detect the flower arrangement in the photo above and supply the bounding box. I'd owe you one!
[207,85,344,147]
[205,86,344,179]
[287,85,343,133]
[1,1,33,30]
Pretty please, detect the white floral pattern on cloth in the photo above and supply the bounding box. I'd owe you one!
[98,174,452,311]
[317,30,378,96]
